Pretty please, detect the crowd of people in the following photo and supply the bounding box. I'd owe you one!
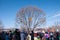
[0,29,28,40]
[34,31,60,40]
[0,29,60,40]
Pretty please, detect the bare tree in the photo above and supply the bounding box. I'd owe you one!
[16,6,46,33]
[54,21,60,29]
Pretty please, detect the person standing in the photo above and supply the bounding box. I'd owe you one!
[2,31,6,40]
[14,29,21,40]
[21,30,27,40]
[9,31,13,40]
[49,32,54,40]
[30,31,34,40]
[56,32,59,40]
[0,31,3,40]
[5,32,9,40]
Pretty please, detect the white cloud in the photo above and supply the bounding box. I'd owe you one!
[52,13,60,18]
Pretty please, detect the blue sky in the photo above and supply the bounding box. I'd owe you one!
[0,0,60,28]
